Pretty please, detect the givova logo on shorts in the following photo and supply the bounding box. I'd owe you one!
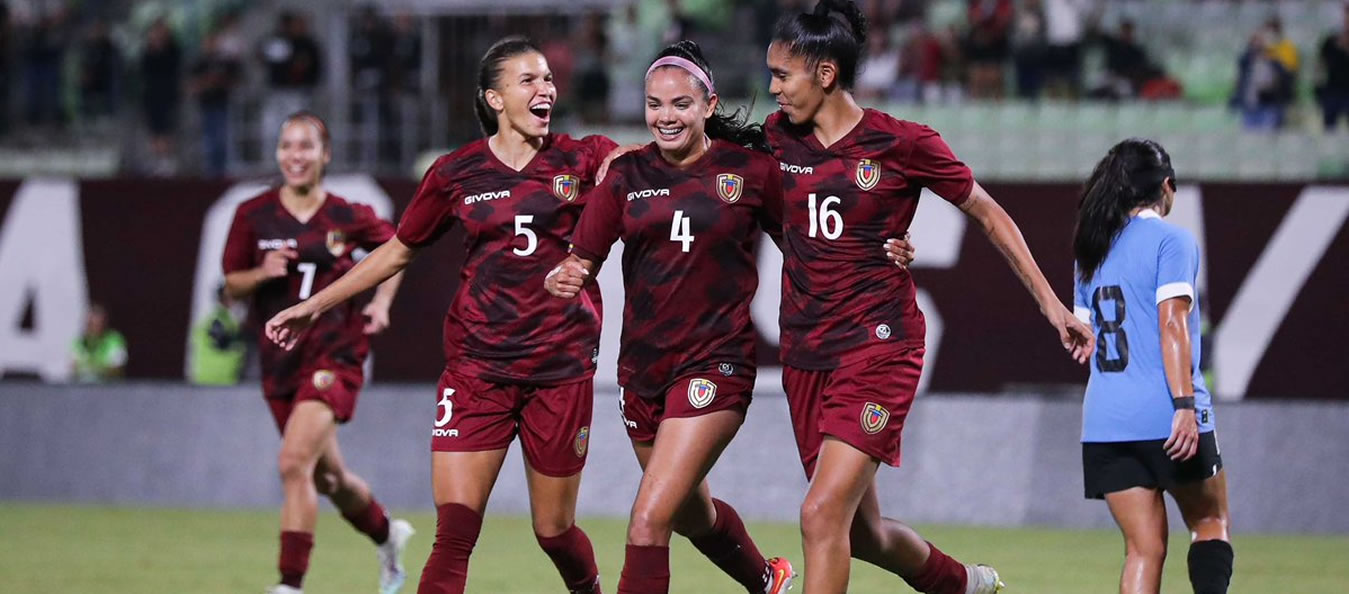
[433,388,459,437]
[688,379,717,409]
[861,402,890,434]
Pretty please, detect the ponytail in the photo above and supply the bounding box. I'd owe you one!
[772,0,868,89]
[1074,139,1176,282]
[475,36,541,136]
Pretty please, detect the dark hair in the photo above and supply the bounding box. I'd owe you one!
[1074,138,1176,282]
[474,36,542,136]
[280,110,330,149]
[649,40,768,152]
[771,0,868,90]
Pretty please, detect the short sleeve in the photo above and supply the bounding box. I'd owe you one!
[569,170,625,263]
[757,160,786,247]
[1073,265,1093,324]
[902,124,974,206]
[578,135,620,185]
[1155,228,1199,308]
[222,205,256,274]
[396,160,458,248]
[352,203,395,250]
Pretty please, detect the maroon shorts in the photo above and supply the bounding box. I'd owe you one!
[266,363,365,432]
[619,373,753,443]
[783,346,924,478]
[431,366,594,478]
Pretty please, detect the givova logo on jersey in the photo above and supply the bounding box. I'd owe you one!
[855,159,880,191]
[433,388,459,438]
[688,378,717,409]
[860,402,890,434]
[553,174,579,202]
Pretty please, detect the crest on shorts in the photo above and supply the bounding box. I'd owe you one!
[553,174,580,202]
[574,426,590,457]
[312,369,336,391]
[326,230,347,257]
[688,378,717,409]
[716,173,743,203]
[860,402,889,434]
[855,159,880,191]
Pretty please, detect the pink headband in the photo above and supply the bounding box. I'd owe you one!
[646,56,715,94]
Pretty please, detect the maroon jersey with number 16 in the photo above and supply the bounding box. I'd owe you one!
[765,108,974,370]
[396,133,616,384]
[569,140,783,397]
[222,190,395,398]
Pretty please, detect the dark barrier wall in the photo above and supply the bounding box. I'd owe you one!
[1,178,1346,399]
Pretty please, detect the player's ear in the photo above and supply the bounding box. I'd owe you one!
[485,88,505,113]
[815,59,838,90]
[704,93,719,120]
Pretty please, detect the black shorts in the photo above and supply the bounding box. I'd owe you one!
[1082,431,1223,499]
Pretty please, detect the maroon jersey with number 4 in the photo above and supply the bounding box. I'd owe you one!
[765,108,974,370]
[397,133,616,384]
[223,190,395,397]
[569,140,783,397]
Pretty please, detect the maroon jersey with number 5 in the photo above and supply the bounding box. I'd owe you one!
[396,133,616,384]
[765,108,974,370]
[569,140,783,397]
[222,190,395,397]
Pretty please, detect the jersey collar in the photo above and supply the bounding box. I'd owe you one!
[1135,208,1162,220]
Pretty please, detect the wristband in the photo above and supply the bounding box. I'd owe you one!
[1172,396,1196,410]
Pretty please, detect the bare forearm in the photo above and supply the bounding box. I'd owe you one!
[1159,304,1195,398]
[224,269,266,299]
[963,187,1058,313]
[370,270,406,309]
[309,239,415,315]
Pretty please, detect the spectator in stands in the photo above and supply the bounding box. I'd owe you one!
[71,303,128,383]
[190,28,242,177]
[140,17,182,176]
[964,0,1013,99]
[388,13,422,94]
[1264,17,1299,79]
[1232,27,1294,131]
[1043,0,1092,99]
[22,6,70,128]
[1011,0,1049,100]
[1091,20,1150,100]
[857,27,901,103]
[1317,3,1349,131]
[259,11,322,149]
[190,284,245,386]
[77,19,120,121]
[574,11,611,125]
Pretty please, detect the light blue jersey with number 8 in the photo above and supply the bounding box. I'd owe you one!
[1074,210,1214,442]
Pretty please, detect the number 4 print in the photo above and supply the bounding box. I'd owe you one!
[671,210,694,253]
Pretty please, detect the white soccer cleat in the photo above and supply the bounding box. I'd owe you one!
[265,586,302,594]
[377,518,415,594]
[965,563,1006,593]
[763,557,797,594]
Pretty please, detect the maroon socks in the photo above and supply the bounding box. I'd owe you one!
[689,499,767,593]
[537,524,602,593]
[902,541,969,594]
[341,498,391,545]
[616,544,671,594]
[278,531,314,588]
[416,503,483,594]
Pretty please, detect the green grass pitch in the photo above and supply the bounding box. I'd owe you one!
[2,503,1345,593]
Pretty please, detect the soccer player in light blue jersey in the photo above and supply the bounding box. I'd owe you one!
[1072,139,1232,594]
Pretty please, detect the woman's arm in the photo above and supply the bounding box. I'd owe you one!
[1159,296,1200,461]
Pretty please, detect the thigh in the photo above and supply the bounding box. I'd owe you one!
[280,399,339,466]
[817,348,923,470]
[294,364,364,423]
[524,462,584,536]
[783,365,829,478]
[632,410,744,520]
[518,378,594,478]
[430,367,520,454]
[1169,469,1230,540]
[1104,487,1169,549]
[431,449,510,513]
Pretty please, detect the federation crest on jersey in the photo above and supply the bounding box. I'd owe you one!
[312,369,336,391]
[325,230,347,257]
[688,378,717,409]
[716,173,743,203]
[574,426,590,457]
[553,174,580,202]
[855,159,880,191]
[860,402,890,434]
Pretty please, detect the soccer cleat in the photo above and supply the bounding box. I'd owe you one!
[964,563,1005,594]
[763,557,797,594]
[265,586,302,594]
[377,518,415,594]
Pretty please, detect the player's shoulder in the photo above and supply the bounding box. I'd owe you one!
[1134,213,1194,243]
[864,109,942,144]
[235,188,280,216]
[550,132,616,154]
[428,139,492,179]
[607,142,660,174]
[321,192,378,218]
[713,140,778,171]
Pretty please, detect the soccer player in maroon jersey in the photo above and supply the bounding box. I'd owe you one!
[763,1,1095,593]
[545,41,796,594]
[222,111,414,594]
[266,38,616,594]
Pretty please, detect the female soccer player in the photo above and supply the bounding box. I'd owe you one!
[763,1,1095,592]
[266,38,617,594]
[545,41,796,594]
[223,111,414,594]
[1073,139,1231,594]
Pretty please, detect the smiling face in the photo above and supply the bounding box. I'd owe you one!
[275,118,330,189]
[645,66,717,157]
[766,42,828,125]
[485,51,556,140]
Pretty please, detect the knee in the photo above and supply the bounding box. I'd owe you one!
[532,513,575,540]
[1124,534,1168,564]
[627,501,673,545]
[800,494,847,543]
[312,467,342,496]
[277,449,314,484]
[1188,512,1230,542]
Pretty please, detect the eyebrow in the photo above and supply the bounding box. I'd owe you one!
[646,94,695,102]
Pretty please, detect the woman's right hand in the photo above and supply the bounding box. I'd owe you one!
[265,301,320,350]
[1164,408,1200,461]
[545,256,590,299]
[260,248,297,279]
